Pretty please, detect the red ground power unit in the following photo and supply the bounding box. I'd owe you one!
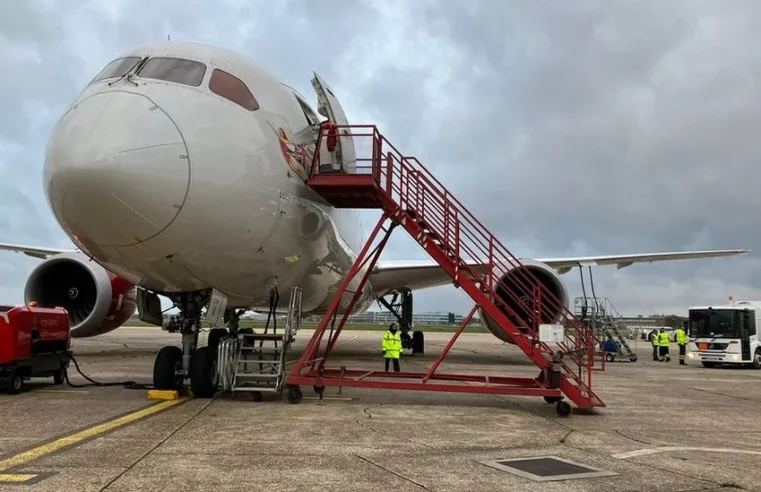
[0,304,71,394]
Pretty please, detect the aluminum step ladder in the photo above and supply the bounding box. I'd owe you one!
[600,317,637,362]
[217,287,303,398]
[574,296,637,362]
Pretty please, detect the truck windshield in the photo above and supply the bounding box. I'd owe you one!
[689,309,741,338]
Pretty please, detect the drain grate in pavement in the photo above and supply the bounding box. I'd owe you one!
[479,456,619,482]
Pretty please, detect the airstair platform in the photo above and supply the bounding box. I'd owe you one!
[285,124,606,416]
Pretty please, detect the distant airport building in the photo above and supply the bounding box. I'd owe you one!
[346,310,478,325]
[300,310,482,326]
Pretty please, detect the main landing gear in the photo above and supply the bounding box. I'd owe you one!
[152,291,229,398]
[377,290,425,355]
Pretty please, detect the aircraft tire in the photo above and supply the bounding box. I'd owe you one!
[153,346,183,390]
[412,331,424,355]
[190,346,218,398]
[207,328,227,354]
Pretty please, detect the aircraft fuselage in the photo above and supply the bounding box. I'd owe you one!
[44,41,376,315]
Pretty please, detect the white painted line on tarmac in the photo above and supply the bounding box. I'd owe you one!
[613,446,761,460]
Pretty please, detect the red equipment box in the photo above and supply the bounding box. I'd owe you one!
[0,304,71,394]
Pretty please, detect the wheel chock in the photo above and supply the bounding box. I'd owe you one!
[147,389,180,401]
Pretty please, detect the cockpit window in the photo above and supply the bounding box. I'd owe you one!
[208,69,259,111]
[90,57,141,84]
[136,57,207,87]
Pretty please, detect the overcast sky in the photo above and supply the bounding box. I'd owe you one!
[1,0,759,317]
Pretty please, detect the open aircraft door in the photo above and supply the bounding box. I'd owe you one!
[311,72,357,174]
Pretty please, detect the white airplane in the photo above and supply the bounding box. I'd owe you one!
[1,41,748,397]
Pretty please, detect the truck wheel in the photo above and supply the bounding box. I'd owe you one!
[153,346,183,390]
[54,368,66,385]
[7,374,22,395]
[752,349,761,369]
[190,346,218,398]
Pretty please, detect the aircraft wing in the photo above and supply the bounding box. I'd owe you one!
[0,243,75,260]
[369,249,750,295]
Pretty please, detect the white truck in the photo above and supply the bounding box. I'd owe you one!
[687,300,761,368]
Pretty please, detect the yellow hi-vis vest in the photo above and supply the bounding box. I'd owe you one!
[675,328,688,345]
[382,330,402,359]
[658,331,670,347]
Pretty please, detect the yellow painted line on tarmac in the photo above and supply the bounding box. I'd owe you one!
[0,473,39,482]
[0,398,187,484]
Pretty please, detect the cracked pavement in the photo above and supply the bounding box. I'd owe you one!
[0,327,758,491]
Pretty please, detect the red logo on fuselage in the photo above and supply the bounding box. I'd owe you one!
[275,128,314,181]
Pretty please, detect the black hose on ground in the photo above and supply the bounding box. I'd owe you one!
[56,352,153,390]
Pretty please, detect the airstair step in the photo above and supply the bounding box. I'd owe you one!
[232,386,280,393]
[240,345,282,352]
[240,334,284,342]
[236,373,280,380]
[238,358,281,364]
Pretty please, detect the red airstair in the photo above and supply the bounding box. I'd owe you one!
[285,124,605,416]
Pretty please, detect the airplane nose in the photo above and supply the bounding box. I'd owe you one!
[44,91,190,247]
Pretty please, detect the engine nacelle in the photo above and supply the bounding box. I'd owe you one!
[478,259,569,345]
[23,252,137,338]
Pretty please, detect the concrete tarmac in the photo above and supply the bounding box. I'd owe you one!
[0,327,758,491]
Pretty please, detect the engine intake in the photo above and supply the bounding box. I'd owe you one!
[24,252,136,337]
[478,259,569,344]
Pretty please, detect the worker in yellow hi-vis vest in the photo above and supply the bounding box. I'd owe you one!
[657,327,671,362]
[382,323,402,372]
[675,322,689,365]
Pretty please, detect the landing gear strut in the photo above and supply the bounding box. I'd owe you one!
[377,290,425,355]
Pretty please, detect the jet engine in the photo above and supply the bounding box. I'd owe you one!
[478,259,569,345]
[23,252,137,338]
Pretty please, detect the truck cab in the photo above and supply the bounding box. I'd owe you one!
[687,301,761,369]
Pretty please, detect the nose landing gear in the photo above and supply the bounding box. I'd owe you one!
[152,290,224,397]
[152,287,281,399]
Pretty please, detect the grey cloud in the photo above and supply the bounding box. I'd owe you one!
[0,0,756,317]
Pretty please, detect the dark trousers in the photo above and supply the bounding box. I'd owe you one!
[679,344,686,364]
[385,357,400,372]
[659,346,670,361]
[652,346,658,361]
